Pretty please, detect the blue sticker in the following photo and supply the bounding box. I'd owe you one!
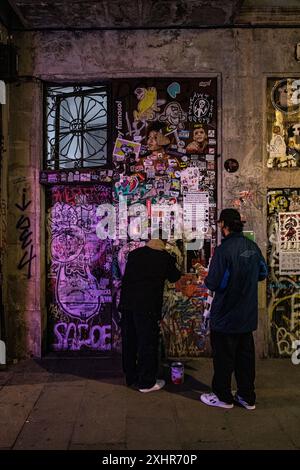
[167,82,180,99]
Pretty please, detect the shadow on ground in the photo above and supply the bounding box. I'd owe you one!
[1,356,211,403]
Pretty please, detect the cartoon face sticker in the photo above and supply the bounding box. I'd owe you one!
[159,102,187,129]
[193,98,210,118]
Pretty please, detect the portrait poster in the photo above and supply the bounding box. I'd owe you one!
[278,211,300,274]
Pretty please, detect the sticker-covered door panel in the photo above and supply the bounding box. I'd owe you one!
[46,184,113,354]
[112,78,218,357]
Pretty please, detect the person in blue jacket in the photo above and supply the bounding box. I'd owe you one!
[200,208,268,410]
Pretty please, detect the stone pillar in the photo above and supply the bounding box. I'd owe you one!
[6,80,44,358]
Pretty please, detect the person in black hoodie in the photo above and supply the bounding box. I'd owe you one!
[200,209,268,410]
[119,238,181,393]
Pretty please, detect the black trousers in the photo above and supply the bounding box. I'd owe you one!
[121,310,160,389]
[210,330,256,405]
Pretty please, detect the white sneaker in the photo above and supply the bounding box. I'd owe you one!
[234,393,256,410]
[139,379,165,393]
[200,392,234,409]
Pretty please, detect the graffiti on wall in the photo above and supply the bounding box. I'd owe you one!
[15,188,36,279]
[223,171,264,228]
[112,78,218,356]
[46,184,113,353]
[267,78,300,169]
[267,189,300,356]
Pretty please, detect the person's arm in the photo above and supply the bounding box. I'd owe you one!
[204,247,229,292]
[166,253,182,283]
[258,252,268,281]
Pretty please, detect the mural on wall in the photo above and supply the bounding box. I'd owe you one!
[267,189,300,357]
[46,184,113,353]
[112,78,218,356]
[267,78,300,168]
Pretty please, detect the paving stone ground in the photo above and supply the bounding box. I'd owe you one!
[0,357,299,450]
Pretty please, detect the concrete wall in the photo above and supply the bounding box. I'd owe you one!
[5,27,300,358]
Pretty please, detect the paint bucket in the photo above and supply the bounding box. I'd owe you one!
[171,362,184,384]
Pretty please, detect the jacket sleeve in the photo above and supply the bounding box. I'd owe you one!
[204,247,229,292]
[258,254,268,281]
[166,253,182,283]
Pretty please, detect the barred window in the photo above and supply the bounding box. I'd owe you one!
[45,85,108,170]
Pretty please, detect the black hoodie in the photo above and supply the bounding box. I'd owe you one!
[119,246,181,315]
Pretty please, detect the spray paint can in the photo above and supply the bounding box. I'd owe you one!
[171,362,184,384]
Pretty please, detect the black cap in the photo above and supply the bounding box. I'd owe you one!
[217,208,242,224]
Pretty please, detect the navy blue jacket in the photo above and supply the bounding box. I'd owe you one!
[204,232,268,333]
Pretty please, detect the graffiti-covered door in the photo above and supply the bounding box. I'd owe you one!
[46,184,113,354]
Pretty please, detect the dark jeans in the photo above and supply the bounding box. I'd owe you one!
[210,330,256,405]
[121,310,160,389]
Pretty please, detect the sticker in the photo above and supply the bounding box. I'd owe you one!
[243,231,255,242]
[48,173,59,183]
[178,130,190,139]
[278,212,300,274]
[113,137,141,162]
[159,101,187,130]
[168,158,179,167]
[199,80,211,87]
[271,78,300,115]
[134,165,144,172]
[167,82,181,99]
[188,92,214,124]
[133,87,160,121]
[186,126,208,154]
[181,167,200,191]
[80,173,91,182]
[224,158,239,173]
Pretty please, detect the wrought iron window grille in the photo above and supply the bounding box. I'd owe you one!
[45,84,109,170]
